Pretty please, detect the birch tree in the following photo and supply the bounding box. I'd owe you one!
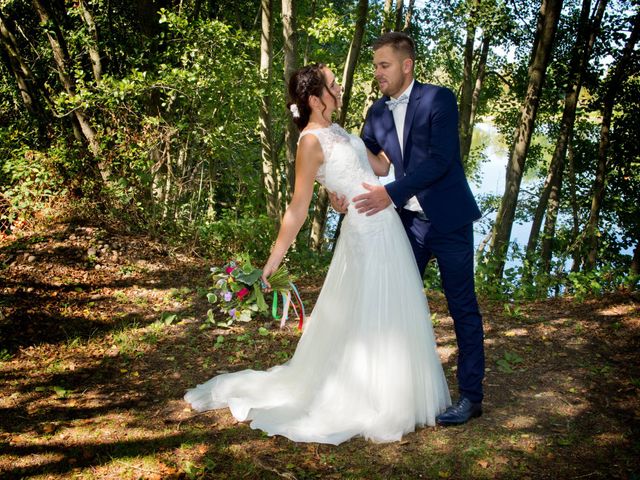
[338,0,368,127]
[0,11,49,121]
[458,0,479,167]
[32,0,109,182]
[282,0,298,203]
[526,0,608,274]
[78,0,102,83]
[489,0,563,279]
[583,11,640,270]
[259,0,279,221]
[402,0,415,31]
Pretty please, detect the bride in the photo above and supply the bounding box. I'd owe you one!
[184,63,451,445]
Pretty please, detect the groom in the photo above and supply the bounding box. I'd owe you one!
[350,32,484,426]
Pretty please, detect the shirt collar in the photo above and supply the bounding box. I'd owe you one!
[391,79,415,100]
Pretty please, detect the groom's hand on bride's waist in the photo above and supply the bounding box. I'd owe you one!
[353,183,392,216]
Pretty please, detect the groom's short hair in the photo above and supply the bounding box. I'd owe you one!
[373,32,415,62]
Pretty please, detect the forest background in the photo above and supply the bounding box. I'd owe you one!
[0,1,639,479]
[0,0,639,299]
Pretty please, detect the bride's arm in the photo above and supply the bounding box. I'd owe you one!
[367,148,391,177]
[261,134,323,287]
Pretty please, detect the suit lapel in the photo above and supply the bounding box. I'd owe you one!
[380,99,403,176]
[402,81,423,169]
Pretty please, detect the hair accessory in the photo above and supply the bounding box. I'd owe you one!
[289,103,300,118]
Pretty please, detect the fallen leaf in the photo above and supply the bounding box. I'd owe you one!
[42,423,56,434]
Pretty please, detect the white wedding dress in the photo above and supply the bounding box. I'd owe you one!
[184,123,451,445]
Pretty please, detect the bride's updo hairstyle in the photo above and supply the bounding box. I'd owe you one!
[287,63,335,131]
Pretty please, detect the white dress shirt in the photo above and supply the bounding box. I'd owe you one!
[389,80,423,213]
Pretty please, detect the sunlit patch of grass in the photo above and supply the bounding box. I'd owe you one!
[113,290,129,303]
[169,287,192,300]
[99,455,176,479]
[44,359,67,374]
[112,321,144,356]
[141,320,168,345]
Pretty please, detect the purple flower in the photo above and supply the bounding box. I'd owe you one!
[229,308,236,318]
[224,292,233,302]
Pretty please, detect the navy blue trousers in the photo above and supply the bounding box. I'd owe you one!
[399,209,485,403]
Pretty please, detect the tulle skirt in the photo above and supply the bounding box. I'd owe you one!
[184,206,451,445]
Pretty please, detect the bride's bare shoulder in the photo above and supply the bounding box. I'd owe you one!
[297,132,324,165]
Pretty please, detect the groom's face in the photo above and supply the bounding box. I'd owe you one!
[373,45,413,98]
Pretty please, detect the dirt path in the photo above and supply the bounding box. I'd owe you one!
[1,217,639,479]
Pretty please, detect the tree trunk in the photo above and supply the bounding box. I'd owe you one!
[489,0,563,279]
[631,239,640,277]
[461,34,490,167]
[282,0,298,204]
[309,187,330,251]
[32,0,109,182]
[136,0,170,37]
[258,0,279,221]
[540,159,564,274]
[394,0,404,31]
[303,0,317,65]
[525,0,607,261]
[382,0,394,33]
[191,0,203,20]
[458,2,477,166]
[78,0,102,83]
[359,0,394,128]
[0,12,49,119]
[584,12,640,270]
[338,0,368,127]
[567,141,581,273]
[403,0,415,30]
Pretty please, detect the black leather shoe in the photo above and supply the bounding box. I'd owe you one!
[436,397,482,426]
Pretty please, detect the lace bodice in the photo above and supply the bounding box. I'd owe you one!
[299,124,380,200]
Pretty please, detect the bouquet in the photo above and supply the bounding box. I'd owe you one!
[206,254,305,329]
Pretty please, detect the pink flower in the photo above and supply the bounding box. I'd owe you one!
[236,287,249,300]
[225,266,236,274]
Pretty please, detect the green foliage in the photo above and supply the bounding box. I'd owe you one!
[0,124,68,222]
[423,260,443,293]
[0,349,12,362]
[565,266,637,301]
[197,210,275,261]
[0,0,636,301]
[159,312,178,326]
[496,351,524,373]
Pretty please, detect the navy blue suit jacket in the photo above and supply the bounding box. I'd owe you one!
[362,81,481,234]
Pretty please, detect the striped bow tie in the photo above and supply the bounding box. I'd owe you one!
[386,94,409,111]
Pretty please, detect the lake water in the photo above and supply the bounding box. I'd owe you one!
[332,122,630,268]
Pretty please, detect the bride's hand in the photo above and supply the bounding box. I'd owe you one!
[260,264,277,292]
[329,191,349,214]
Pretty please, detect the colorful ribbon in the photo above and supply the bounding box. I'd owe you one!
[270,282,305,330]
